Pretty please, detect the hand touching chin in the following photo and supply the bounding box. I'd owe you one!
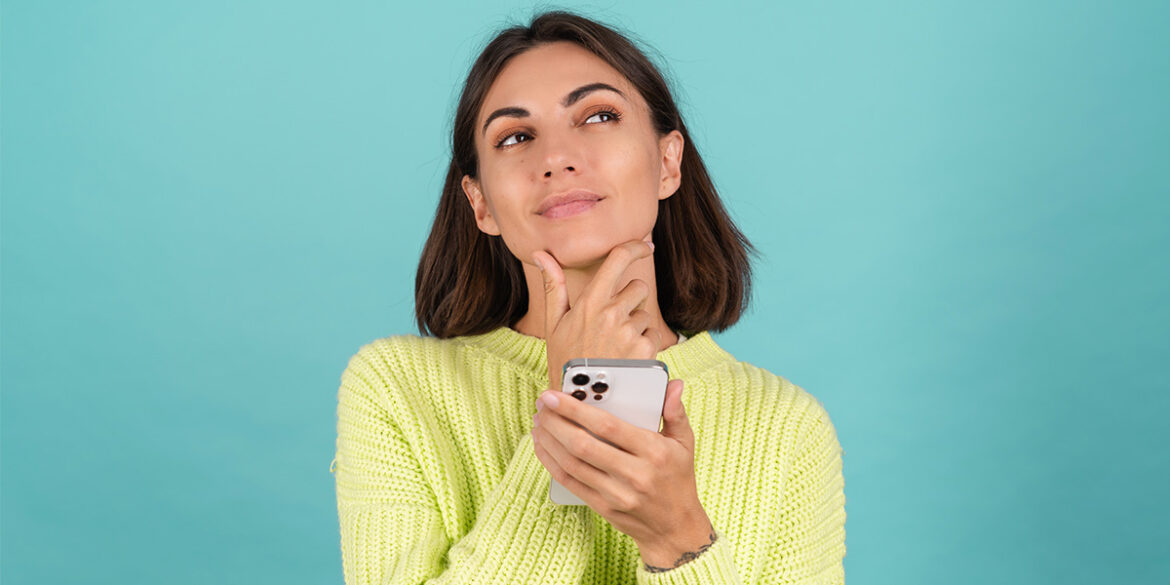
[541,230,655,271]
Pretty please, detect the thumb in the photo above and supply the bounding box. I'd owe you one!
[659,379,693,445]
[533,250,568,338]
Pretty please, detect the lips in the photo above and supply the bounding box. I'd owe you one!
[536,189,603,216]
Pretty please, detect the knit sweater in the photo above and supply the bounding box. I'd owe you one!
[332,326,845,585]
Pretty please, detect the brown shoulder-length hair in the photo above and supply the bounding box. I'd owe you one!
[415,10,755,338]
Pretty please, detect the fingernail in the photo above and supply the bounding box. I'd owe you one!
[542,392,560,408]
[647,241,655,251]
[533,254,545,271]
[533,412,539,427]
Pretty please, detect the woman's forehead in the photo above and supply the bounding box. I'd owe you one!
[479,42,639,118]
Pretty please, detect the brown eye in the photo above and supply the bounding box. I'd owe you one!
[584,109,622,125]
[496,132,531,148]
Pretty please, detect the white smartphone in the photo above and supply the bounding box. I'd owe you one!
[549,358,669,506]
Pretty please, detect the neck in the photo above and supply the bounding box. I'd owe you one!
[511,254,679,353]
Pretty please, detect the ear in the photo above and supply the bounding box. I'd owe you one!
[657,130,684,200]
[461,175,501,236]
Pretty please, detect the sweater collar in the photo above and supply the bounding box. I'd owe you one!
[458,326,736,384]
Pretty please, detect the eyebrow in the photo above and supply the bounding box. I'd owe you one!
[480,82,627,137]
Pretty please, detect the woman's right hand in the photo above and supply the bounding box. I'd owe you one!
[533,240,660,389]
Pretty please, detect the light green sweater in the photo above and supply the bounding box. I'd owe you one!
[332,326,845,584]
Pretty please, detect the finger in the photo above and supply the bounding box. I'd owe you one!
[533,251,569,339]
[659,379,693,446]
[536,400,641,466]
[642,323,662,359]
[625,310,653,338]
[622,310,658,359]
[533,421,641,512]
[580,240,654,307]
[532,431,604,503]
[539,390,658,460]
[612,278,651,316]
[533,433,642,520]
[533,421,612,487]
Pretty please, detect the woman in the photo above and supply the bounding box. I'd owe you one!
[333,10,845,584]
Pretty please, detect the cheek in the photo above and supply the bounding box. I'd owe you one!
[478,169,523,225]
[598,143,664,220]
[480,190,537,261]
[599,137,661,191]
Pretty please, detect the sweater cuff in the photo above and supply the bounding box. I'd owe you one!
[634,530,742,585]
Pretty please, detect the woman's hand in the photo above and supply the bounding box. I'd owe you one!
[531,240,714,569]
[532,379,714,569]
[533,239,661,389]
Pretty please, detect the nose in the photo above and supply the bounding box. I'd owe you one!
[538,129,580,178]
[544,165,575,178]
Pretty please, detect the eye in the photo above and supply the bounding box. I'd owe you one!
[493,108,623,149]
[584,108,622,125]
[496,131,531,149]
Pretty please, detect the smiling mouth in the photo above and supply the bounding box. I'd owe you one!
[540,198,602,219]
[536,189,604,217]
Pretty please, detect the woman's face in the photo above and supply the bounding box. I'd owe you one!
[462,41,684,270]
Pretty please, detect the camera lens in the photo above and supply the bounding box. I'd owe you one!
[572,373,590,386]
[591,382,609,393]
[571,390,587,401]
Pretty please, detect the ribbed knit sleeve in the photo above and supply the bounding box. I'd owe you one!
[760,398,846,584]
[629,370,845,585]
[333,343,594,584]
[633,529,743,585]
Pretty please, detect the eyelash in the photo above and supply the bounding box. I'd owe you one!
[493,108,624,149]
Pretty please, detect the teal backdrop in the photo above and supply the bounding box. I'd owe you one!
[3,1,1167,583]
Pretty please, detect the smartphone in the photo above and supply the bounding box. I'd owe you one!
[549,358,669,506]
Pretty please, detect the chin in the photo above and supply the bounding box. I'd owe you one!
[546,231,647,270]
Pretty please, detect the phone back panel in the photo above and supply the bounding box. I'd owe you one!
[549,359,668,506]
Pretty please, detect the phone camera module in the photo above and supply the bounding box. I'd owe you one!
[571,373,590,386]
[570,389,588,401]
[591,382,609,393]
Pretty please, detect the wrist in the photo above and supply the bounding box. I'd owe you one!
[636,515,716,571]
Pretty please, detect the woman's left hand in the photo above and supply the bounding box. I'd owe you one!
[532,377,715,569]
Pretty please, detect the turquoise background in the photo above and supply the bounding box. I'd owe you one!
[3,0,1167,583]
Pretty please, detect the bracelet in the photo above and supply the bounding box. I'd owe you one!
[643,530,718,573]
